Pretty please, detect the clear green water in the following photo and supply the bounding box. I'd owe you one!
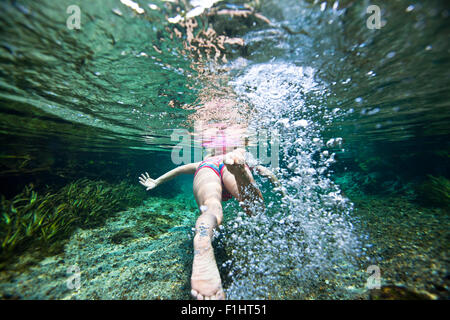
[0,0,197,151]
[0,0,448,299]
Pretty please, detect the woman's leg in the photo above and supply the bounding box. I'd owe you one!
[191,169,225,300]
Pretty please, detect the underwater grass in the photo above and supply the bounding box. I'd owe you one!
[0,179,147,268]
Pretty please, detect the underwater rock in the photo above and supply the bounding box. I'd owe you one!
[110,228,136,244]
[429,274,450,299]
[369,285,434,300]
[0,292,21,300]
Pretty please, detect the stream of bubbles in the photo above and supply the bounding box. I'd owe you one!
[219,62,369,299]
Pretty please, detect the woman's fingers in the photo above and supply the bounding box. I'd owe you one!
[139,173,152,180]
[139,173,149,179]
[139,177,147,184]
[139,173,158,191]
[139,173,153,187]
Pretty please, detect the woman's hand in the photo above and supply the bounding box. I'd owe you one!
[138,172,159,190]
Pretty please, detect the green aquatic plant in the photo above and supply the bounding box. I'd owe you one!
[0,179,147,267]
[416,175,450,209]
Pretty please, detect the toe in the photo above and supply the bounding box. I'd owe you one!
[197,293,204,300]
[191,289,198,299]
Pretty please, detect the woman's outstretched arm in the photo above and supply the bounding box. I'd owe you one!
[139,162,199,190]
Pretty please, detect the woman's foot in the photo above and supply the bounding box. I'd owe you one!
[191,241,225,300]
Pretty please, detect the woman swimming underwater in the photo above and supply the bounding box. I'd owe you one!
[139,148,282,300]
